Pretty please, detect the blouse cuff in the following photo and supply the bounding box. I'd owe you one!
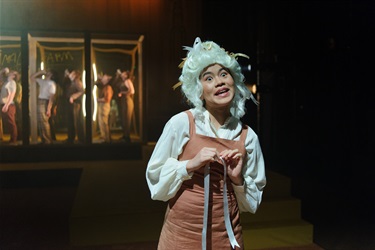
[232,182,245,193]
[176,160,193,180]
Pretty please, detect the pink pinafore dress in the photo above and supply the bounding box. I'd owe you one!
[158,111,248,250]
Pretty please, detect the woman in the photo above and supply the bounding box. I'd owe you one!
[146,38,266,249]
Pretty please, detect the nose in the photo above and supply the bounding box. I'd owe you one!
[215,79,225,87]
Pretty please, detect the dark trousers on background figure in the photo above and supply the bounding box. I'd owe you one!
[1,104,18,143]
[119,95,134,142]
[67,101,85,143]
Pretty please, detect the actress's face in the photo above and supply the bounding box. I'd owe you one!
[200,64,235,110]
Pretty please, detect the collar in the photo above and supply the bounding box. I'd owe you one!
[202,109,236,129]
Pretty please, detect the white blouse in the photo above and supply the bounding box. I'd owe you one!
[146,108,266,213]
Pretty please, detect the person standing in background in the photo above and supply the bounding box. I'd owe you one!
[64,69,85,144]
[0,67,18,145]
[0,68,5,142]
[114,69,134,143]
[96,73,113,143]
[30,69,57,144]
[12,75,23,141]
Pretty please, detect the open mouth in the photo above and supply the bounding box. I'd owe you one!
[215,88,229,96]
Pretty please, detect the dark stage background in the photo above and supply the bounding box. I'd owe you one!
[200,0,375,229]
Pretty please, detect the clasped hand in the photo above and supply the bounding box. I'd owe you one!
[186,147,244,186]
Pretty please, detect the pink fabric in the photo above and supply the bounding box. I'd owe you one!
[158,111,248,250]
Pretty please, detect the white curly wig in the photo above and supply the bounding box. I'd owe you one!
[175,37,257,119]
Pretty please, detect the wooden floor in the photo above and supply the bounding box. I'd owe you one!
[0,184,323,250]
[1,177,374,250]
[1,147,374,250]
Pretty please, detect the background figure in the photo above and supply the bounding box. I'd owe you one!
[146,38,266,249]
[14,78,22,141]
[0,67,18,145]
[114,69,135,143]
[64,69,85,144]
[30,69,57,144]
[96,74,113,143]
[0,114,2,141]
[49,101,57,141]
[0,69,4,141]
[49,79,64,141]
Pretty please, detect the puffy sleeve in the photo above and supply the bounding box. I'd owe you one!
[146,112,192,201]
[232,128,266,213]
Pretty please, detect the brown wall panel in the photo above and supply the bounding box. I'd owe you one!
[0,0,165,32]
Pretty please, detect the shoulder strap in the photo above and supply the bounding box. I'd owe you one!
[239,124,248,144]
[184,110,196,136]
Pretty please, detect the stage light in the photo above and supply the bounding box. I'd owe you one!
[82,70,86,117]
[93,63,97,81]
[40,61,45,79]
[92,63,98,122]
[247,83,257,94]
[241,64,251,72]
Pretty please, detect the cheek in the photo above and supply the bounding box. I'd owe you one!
[228,80,236,92]
[201,85,213,100]
[228,77,235,86]
[200,91,207,100]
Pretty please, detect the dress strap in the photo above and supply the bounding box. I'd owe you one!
[184,110,196,136]
[239,124,248,144]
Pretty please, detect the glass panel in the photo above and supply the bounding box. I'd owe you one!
[29,32,85,144]
[91,34,144,144]
[0,32,22,146]
[1,31,144,147]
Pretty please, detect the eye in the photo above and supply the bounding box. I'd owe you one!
[220,71,228,77]
[204,76,213,82]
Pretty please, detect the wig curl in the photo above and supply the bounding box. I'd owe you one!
[176,37,257,119]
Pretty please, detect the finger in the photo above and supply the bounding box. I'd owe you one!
[204,153,217,163]
[232,152,242,160]
[219,149,230,159]
[204,148,220,160]
[204,147,217,153]
[215,150,221,160]
[210,152,221,163]
[201,148,214,155]
[227,149,240,158]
